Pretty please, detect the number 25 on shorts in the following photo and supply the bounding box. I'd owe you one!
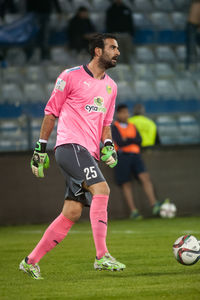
[84,166,97,180]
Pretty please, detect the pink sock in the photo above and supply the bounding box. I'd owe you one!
[27,213,74,265]
[90,194,109,259]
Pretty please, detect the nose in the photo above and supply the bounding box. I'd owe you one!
[116,48,120,56]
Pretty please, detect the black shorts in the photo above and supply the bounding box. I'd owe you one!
[114,152,146,185]
[55,144,105,207]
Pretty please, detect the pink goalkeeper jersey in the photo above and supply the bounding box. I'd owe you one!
[45,65,117,160]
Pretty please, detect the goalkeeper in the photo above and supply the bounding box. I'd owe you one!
[19,33,125,280]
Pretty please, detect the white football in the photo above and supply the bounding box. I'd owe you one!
[173,235,200,265]
[160,203,177,218]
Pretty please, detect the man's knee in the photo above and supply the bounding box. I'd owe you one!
[139,172,151,183]
[62,200,83,222]
[87,181,110,196]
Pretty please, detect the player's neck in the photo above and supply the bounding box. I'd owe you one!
[87,61,105,80]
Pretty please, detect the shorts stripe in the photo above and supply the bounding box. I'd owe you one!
[72,144,80,167]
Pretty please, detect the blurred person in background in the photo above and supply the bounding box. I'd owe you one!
[0,0,18,67]
[185,0,200,69]
[129,103,160,148]
[67,6,96,53]
[24,0,62,61]
[106,0,135,63]
[0,0,17,20]
[112,104,163,219]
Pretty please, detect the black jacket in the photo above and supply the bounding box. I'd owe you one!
[67,16,95,50]
[26,0,61,14]
[106,3,135,35]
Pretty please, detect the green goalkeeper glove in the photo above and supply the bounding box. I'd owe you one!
[31,141,50,178]
[101,141,118,168]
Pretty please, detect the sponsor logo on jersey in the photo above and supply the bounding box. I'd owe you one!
[85,97,106,113]
[106,85,112,94]
[94,96,104,107]
[83,81,90,87]
[55,78,66,91]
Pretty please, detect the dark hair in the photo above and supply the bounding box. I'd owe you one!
[77,6,88,13]
[116,104,128,112]
[88,33,118,59]
[192,0,200,4]
[133,103,145,115]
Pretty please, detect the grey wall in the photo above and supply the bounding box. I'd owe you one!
[0,146,200,225]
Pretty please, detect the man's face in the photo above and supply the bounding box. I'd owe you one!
[79,10,88,19]
[117,108,130,123]
[98,38,120,69]
[115,0,122,5]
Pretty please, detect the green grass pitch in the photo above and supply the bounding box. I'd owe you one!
[1,217,200,300]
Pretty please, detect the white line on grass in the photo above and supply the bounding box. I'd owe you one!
[18,230,200,235]
[18,230,136,234]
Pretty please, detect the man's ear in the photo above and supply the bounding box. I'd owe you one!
[95,47,103,57]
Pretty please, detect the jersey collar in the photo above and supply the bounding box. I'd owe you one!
[83,64,106,79]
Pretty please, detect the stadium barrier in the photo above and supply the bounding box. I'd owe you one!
[1,146,200,225]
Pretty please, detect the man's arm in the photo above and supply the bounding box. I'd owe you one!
[101,125,112,144]
[31,114,56,178]
[39,114,56,140]
[155,131,161,145]
[32,68,69,178]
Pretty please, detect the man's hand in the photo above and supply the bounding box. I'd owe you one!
[101,142,118,168]
[31,141,50,178]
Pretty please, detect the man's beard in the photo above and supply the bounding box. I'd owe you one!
[98,53,118,70]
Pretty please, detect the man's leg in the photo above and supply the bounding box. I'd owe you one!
[87,181,109,259]
[121,181,136,211]
[38,14,50,60]
[28,200,82,264]
[138,172,157,206]
[185,23,197,69]
[138,172,168,216]
[19,200,82,279]
[121,181,142,219]
[86,181,125,270]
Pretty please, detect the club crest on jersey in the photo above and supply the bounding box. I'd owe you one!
[85,97,106,113]
[106,85,112,94]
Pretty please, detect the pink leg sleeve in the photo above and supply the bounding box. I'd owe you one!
[28,213,74,265]
[90,194,109,259]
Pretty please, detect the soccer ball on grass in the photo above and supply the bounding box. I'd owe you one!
[173,235,200,265]
[160,203,177,218]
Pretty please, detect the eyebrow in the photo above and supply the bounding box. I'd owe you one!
[110,44,119,50]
